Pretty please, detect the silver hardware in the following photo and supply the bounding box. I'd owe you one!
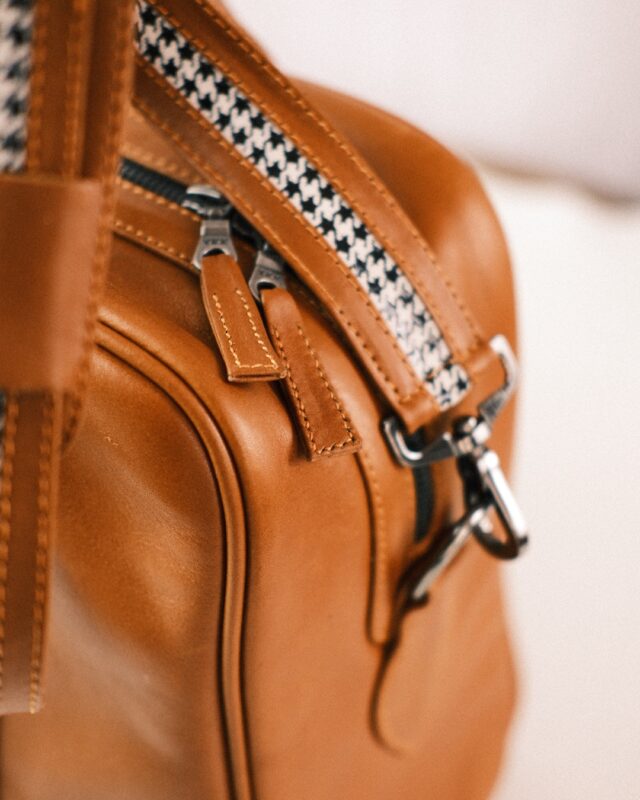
[182,185,237,267]
[182,184,229,217]
[477,333,518,429]
[409,504,489,602]
[383,335,528,582]
[248,244,287,301]
[382,414,492,467]
[469,447,528,558]
[384,335,517,470]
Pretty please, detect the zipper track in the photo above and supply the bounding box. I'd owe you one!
[118,156,434,541]
[120,157,188,205]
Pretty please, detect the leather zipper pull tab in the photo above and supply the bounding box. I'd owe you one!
[262,286,361,461]
[199,251,285,382]
[184,185,284,383]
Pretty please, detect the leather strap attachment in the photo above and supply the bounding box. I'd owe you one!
[200,253,285,382]
[0,174,103,391]
[263,287,361,460]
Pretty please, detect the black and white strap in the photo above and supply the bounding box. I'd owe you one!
[0,0,32,173]
[0,0,33,465]
[135,1,471,411]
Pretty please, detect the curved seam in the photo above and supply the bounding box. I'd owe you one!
[96,320,254,800]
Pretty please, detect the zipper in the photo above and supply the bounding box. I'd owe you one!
[404,429,434,542]
[118,157,431,534]
[182,184,238,265]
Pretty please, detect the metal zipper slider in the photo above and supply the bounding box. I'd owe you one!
[182,184,237,267]
[182,185,284,383]
[228,210,287,301]
[249,242,287,301]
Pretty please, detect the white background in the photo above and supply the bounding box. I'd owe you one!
[228,2,640,797]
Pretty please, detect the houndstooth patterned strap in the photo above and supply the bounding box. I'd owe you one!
[0,0,33,466]
[0,0,32,173]
[135,1,471,411]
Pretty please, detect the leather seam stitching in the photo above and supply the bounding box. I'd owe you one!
[61,0,85,175]
[295,323,357,447]
[209,290,273,371]
[29,394,54,712]
[117,176,198,218]
[271,325,320,453]
[0,396,19,701]
[232,288,279,371]
[66,1,133,441]
[271,325,354,455]
[113,217,191,262]
[26,0,50,170]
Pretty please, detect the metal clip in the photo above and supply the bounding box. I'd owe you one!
[405,505,489,604]
[383,335,528,579]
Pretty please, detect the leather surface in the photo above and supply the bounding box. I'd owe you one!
[1,73,517,800]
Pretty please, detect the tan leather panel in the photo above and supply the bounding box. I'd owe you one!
[0,174,101,391]
[3,343,232,800]
[200,253,284,382]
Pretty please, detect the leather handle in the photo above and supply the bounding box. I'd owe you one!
[0,0,135,715]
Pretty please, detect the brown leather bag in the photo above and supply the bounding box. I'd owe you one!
[0,1,527,797]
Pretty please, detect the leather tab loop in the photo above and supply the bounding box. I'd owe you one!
[200,253,285,382]
[263,287,361,460]
[0,174,103,392]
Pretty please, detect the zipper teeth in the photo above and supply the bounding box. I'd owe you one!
[118,156,433,540]
[120,157,260,247]
[120,157,188,206]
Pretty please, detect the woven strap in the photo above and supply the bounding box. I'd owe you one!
[0,0,134,715]
[0,0,504,715]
